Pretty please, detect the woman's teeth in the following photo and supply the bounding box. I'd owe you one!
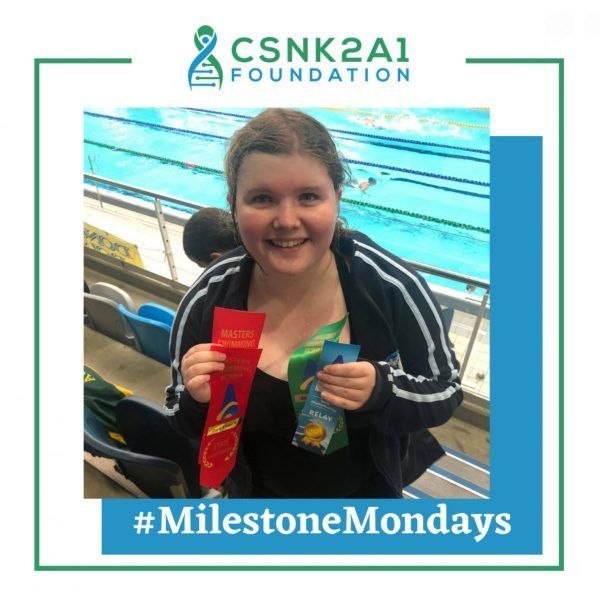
[269,239,306,248]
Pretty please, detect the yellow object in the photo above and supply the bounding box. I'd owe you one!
[302,422,327,447]
[84,223,145,268]
[207,418,240,436]
[115,384,134,397]
[108,431,126,445]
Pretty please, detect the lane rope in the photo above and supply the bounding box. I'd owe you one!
[181,107,490,155]
[332,133,489,163]
[345,158,488,187]
[85,110,229,141]
[322,106,490,130]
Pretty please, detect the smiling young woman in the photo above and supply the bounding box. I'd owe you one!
[165,108,463,498]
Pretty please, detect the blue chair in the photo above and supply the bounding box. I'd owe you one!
[117,305,172,366]
[138,302,176,327]
[84,406,190,498]
[115,396,200,495]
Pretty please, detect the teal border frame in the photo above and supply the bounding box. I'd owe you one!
[34,57,564,571]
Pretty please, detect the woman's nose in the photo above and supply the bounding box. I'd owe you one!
[272,200,300,229]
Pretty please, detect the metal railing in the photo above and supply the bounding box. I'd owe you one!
[84,173,490,392]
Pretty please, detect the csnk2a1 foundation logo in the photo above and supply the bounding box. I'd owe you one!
[188,25,410,90]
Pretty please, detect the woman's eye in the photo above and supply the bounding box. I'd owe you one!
[300,192,319,202]
[250,194,272,205]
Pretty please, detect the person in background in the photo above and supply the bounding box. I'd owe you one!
[182,207,237,268]
[349,176,377,194]
[358,177,377,193]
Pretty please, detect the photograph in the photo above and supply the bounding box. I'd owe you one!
[19,0,590,587]
[82,106,490,501]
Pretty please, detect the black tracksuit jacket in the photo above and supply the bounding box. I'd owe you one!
[164,231,463,497]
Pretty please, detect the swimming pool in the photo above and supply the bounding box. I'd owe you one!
[83,107,489,291]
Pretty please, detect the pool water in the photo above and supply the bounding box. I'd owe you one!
[83,107,489,291]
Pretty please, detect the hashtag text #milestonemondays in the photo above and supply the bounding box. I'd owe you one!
[145,503,511,543]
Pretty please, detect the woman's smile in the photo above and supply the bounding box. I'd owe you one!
[267,238,308,249]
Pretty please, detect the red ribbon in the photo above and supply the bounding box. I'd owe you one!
[198,307,265,488]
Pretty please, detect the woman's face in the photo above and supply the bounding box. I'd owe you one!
[233,152,340,277]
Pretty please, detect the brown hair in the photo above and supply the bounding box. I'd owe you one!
[183,207,236,266]
[224,108,350,245]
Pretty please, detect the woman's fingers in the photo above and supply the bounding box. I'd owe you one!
[319,390,361,409]
[318,363,371,389]
[181,346,226,370]
[186,374,210,389]
[318,381,364,402]
[183,361,226,379]
[318,371,369,391]
[181,343,227,404]
[322,362,369,378]
[317,361,376,409]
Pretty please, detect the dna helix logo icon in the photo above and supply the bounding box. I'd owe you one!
[188,25,224,89]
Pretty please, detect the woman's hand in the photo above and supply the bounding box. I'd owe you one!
[316,361,376,410]
[181,343,226,403]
